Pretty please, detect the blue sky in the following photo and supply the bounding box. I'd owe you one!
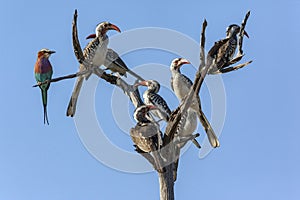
[1,0,299,199]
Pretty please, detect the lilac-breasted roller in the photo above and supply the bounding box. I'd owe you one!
[34,48,55,125]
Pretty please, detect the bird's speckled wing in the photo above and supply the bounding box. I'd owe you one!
[147,93,171,115]
[82,37,101,64]
[180,74,193,87]
[214,37,237,70]
[130,123,159,152]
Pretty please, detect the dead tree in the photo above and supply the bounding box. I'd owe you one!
[33,10,251,200]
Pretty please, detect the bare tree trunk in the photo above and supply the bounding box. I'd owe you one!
[158,165,174,200]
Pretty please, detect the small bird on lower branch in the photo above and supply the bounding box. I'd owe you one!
[131,105,164,172]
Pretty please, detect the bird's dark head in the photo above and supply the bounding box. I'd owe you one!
[37,48,56,58]
[86,22,121,39]
[135,80,160,93]
[170,58,190,71]
[133,105,157,123]
[226,24,249,38]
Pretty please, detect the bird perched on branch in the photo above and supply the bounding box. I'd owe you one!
[170,58,220,148]
[209,24,249,74]
[131,105,164,172]
[67,22,121,117]
[86,33,144,80]
[34,48,55,125]
[135,80,171,122]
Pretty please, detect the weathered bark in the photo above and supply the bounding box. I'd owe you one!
[158,165,174,200]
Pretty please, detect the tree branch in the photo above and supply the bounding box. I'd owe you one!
[72,9,85,65]
[212,60,253,74]
[238,11,251,56]
[32,70,90,87]
[93,68,144,107]
[158,165,174,200]
[199,19,207,71]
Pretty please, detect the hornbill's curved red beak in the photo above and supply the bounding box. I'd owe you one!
[179,58,191,66]
[86,23,121,39]
[108,23,121,33]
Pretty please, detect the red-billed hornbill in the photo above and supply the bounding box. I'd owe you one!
[170,58,220,148]
[131,105,164,172]
[86,33,144,81]
[209,24,249,74]
[67,22,121,117]
[135,80,171,122]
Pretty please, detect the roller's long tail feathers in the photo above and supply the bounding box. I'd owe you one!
[43,104,49,125]
[66,76,84,117]
[41,89,49,125]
